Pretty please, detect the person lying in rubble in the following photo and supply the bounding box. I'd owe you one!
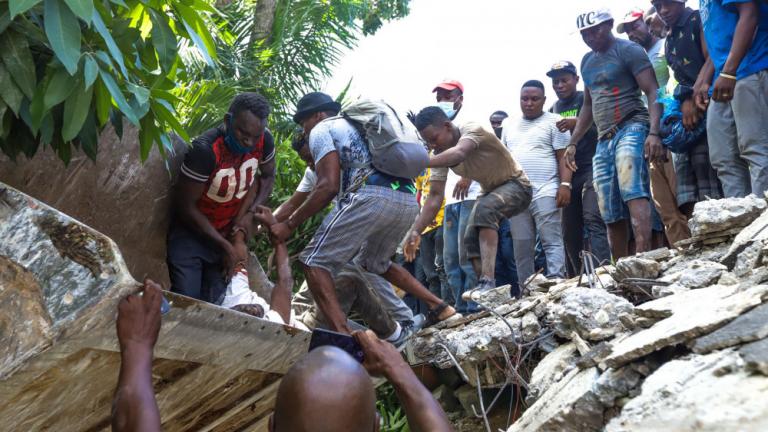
[218,205,306,328]
[111,282,451,432]
[406,107,533,295]
[277,132,424,346]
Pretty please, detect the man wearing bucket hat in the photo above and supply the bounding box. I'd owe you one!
[565,8,665,258]
[270,92,459,334]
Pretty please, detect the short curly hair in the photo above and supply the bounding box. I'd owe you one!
[228,92,271,120]
[414,106,449,131]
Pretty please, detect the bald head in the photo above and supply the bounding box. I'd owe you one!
[272,346,377,432]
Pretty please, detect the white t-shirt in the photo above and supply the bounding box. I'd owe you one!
[297,168,317,193]
[444,169,482,205]
[501,112,570,201]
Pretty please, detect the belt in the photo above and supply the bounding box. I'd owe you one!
[365,172,416,194]
[599,110,645,141]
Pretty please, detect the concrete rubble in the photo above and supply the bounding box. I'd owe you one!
[409,195,768,431]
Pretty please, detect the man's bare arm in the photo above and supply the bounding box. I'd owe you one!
[252,159,276,209]
[287,153,340,229]
[635,67,665,163]
[112,280,163,432]
[273,190,310,223]
[428,139,475,168]
[563,89,594,171]
[712,1,759,102]
[403,180,445,261]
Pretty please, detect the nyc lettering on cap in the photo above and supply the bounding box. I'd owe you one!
[576,8,613,31]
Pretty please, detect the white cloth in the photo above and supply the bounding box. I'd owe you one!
[297,168,318,193]
[222,269,307,329]
[444,170,482,205]
[501,113,570,201]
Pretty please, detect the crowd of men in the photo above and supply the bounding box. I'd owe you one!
[112,0,767,430]
[164,0,768,340]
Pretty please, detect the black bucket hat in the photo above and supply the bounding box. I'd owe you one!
[293,92,342,124]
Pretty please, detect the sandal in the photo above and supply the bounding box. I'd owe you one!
[426,301,462,326]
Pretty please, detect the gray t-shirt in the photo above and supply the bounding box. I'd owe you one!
[308,117,373,199]
[581,38,652,137]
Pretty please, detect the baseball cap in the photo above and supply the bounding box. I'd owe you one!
[432,80,464,94]
[616,9,645,33]
[546,61,578,77]
[576,8,613,31]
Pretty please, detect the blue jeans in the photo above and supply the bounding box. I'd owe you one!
[443,200,479,314]
[495,218,519,295]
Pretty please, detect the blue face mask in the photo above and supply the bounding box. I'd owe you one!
[437,101,456,119]
[224,117,253,155]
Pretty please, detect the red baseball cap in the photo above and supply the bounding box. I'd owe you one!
[617,9,644,33]
[432,80,464,94]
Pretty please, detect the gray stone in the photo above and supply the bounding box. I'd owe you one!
[614,257,660,280]
[734,239,766,277]
[651,282,690,298]
[688,195,767,237]
[462,283,512,307]
[521,311,541,342]
[592,366,644,407]
[454,384,481,415]
[740,337,768,376]
[677,260,727,288]
[718,271,741,286]
[605,284,768,368]
[722,207,768,265]
[693,303,768,353]
[508,367,603,432]
[546,287,634,342]
[575,342,614,370]
[605,350,768,432]
[526,342,578,404]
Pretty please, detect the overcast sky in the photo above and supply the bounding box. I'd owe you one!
[321,0,696,124]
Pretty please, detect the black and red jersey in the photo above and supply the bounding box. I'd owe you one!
[180,126,275,232]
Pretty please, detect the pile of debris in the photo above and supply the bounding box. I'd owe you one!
[409,194,768,432]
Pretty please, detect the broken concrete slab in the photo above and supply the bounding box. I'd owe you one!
[635,283,740,319]
[605,285,768,368]
[677,260,728,289]
[739,338,768,376]
[692,303,768,353]
[521,311,540,342]
[508,367,603,432]
[432,385,461,413]
[688,195,767,238]
[526,343,577,404]
[614,257,660,280]
[592,366,644,408]
[546,287,634,342]
[734,239,766,277]
[605,350,768,432]
[721,207,768,266]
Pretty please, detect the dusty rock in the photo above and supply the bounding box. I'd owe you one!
[651,282,690,298]
[605,350,768,432]
[575,341,613,370]
[570,331,592,356]
[546,288,634,342]
[614,257,660,280]
[526,343,577,404]
[692,303,768,353]
[734,239,766,277]
[677,260,727,288]
[592,366,644,407]
[688,195,767,237]
[521,312,541,342]
[605,285,768,368]
[721,207,768,265]
[463,284,512,307]
[718,271,741,285]
[740,337,768,376]
[454,384,480,415]
[508,367,603,432]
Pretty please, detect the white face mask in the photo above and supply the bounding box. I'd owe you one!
[437,101,456,119]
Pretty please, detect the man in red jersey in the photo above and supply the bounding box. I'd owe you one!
[167,93,276,304]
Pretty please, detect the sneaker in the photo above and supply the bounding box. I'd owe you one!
[400,313,426,334]
[391,324,416,351]
[461,277,496,301]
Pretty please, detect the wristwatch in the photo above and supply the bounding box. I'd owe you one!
[560,182,572,190]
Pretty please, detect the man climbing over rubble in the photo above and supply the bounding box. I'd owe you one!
[698,0,768,197]
[408,107,532,294]
[547,60,611,276]
[167,93,275,305]
[565,8,665,258]
[270,92,458,335]
[501,80,570,288]
[274,132,424,346]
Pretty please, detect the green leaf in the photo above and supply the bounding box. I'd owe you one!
[44,67,76,109]
[126,82,150,106]
[57,140,72,165]
[39,112,54,145]
[0,11,14,35]
[94,79,111,126]
[149,9,177,72]
[62,0,92,23]
[0,63,24,115]
[175,4,217,66]
[0,31,37,99]
[78,111,98,160]
[83,55,98,89]
[9,0,43,18]
[152,99,188,141]
[98,68,138,125]
[62,78,93,141]
[44,0,81,75]
[29,83,46,133]
[138,113,156,161]
[92,8,128,78]
[0,101,9,139]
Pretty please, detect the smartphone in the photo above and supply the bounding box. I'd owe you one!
[308,328,364,363]
[138,291,171,315]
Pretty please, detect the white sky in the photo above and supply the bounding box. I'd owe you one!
[322,0,696,124]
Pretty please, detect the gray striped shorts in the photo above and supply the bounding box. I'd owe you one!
[300,185,419,276]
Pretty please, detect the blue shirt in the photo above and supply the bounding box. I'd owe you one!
[700,0,768,80]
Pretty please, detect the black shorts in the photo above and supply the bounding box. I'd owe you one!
[166,224,227,304]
